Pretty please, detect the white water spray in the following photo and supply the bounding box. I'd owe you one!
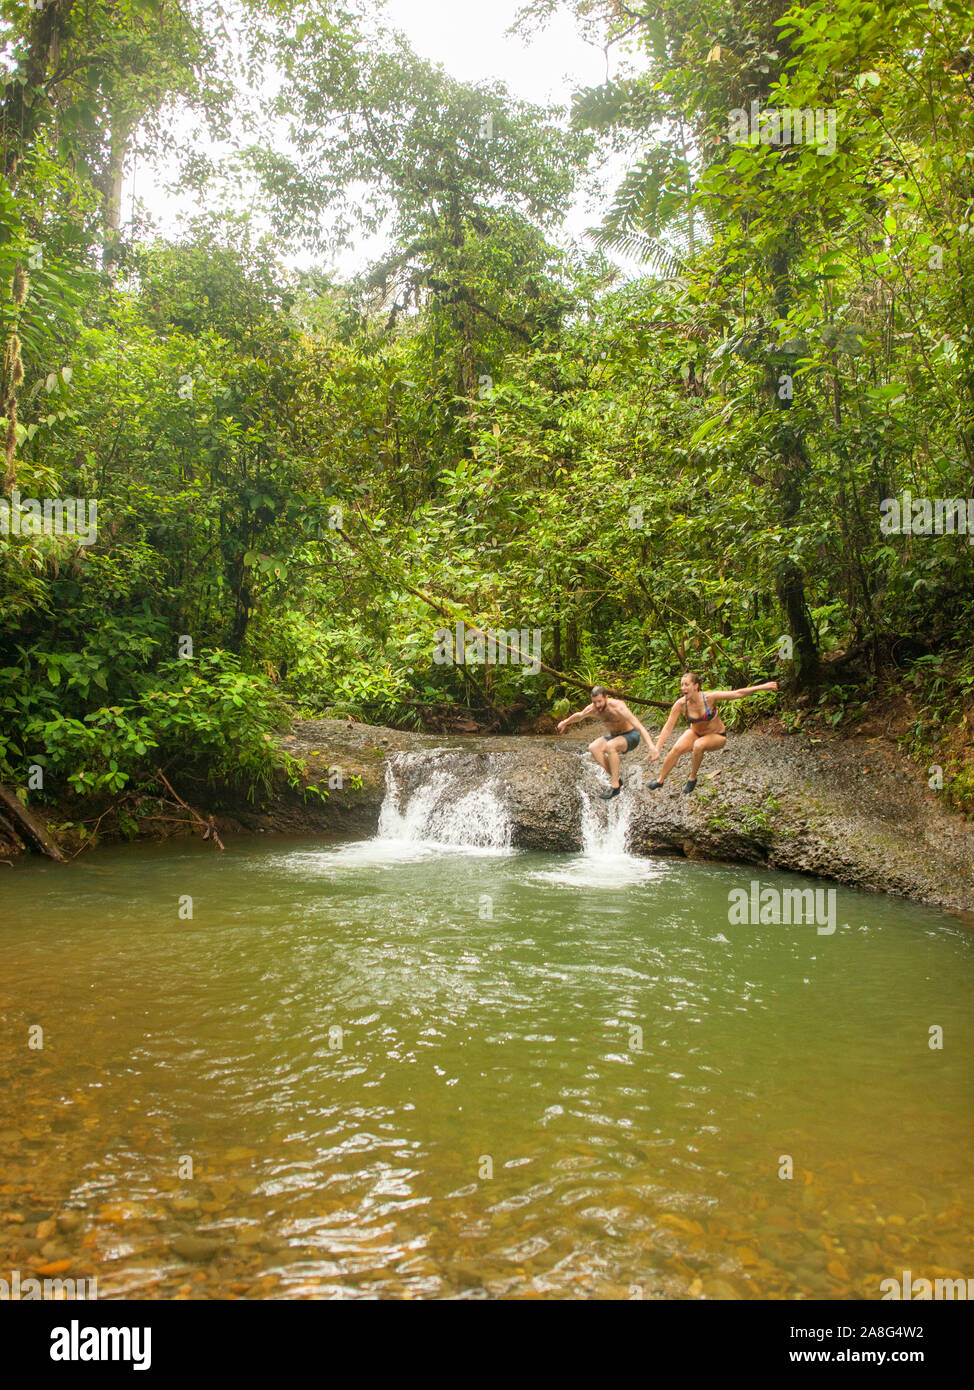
[579,781,634,858]
[377,752,512,851]
[525,763,656,889]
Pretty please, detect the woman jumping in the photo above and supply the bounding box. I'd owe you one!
[648,672,779,794]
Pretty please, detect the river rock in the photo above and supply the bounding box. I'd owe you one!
[234,1228,264,1246]
[168,1197,201,1213]
[702,1276,743,1299]
[171,1234,222,1262]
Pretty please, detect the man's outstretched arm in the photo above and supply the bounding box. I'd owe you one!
[649,702,681,760]
[557,702,595,732]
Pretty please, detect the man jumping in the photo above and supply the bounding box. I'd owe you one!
[556,686,657,799]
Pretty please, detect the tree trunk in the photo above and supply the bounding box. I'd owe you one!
[765,237,819,690]
[1,0,76,184]
[774,433,819,688]
[100,107,135,273]
[0,783,65,860]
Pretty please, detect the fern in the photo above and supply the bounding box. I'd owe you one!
[588,142,698,276]
[586,226,688,278]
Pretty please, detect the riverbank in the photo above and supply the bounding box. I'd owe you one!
[3,717,973,916]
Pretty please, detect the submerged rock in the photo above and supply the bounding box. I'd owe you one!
[171,1234,222,1262]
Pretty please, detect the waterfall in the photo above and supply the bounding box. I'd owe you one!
[523,762,657,888]
[579,780,634,858]
[377,751,512,851]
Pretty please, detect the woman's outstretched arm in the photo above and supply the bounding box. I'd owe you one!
[708,680,779,703]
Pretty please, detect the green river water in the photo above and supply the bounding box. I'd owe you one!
[1,818,972,1300]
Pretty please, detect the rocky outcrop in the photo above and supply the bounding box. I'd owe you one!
[260,719,974,916]
[6,717,974,917]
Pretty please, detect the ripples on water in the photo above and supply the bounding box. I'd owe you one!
[1,796,972,1300]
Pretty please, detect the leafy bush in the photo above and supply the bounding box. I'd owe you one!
[23,651,289,800]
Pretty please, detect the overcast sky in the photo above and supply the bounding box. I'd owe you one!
[124,0,640,280]
[381,0,609,102]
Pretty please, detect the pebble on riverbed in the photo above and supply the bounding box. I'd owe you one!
[171,1234,223,1262]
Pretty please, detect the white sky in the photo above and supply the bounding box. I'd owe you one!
[127,0,642,281]
[381,0,610,102]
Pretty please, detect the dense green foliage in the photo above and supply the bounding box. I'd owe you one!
[2,0,974,813]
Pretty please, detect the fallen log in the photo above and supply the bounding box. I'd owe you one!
[0,783,66,861]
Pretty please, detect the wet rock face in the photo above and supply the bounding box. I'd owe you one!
[505,756,585,852]
[259,722,594,852]
[13,716,973,915]
[258,720,974,915]
[230,718,405,838]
